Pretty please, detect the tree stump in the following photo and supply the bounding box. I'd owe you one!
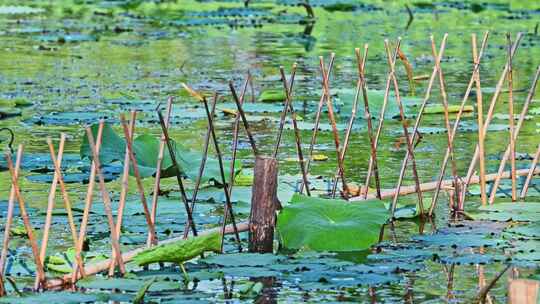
[249,156,279,253]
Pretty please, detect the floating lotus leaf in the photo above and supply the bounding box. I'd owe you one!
[277,194,388,251]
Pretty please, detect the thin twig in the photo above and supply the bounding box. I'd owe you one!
[228,77,250,198]
[148,97,173,246]
[201,95,243,252]
[72,123,104,282]
[273,64,297,157]
[5,148,47,290]
[85,125,125,275]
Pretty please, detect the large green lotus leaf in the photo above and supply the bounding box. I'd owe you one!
[80,123,240,182]
[133,232,222,266]
[276,194,388,252]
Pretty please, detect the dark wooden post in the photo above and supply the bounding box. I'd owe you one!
[249,156,279,253]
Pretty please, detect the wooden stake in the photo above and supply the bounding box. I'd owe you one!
[429,31,490,216]
[85,125,125,275]
[0,146,22,295]
[472,34,487,206]
[201,95,243,252]
[520,142,540,199]
[5,148,47,290]
[148,97,172,246]
[387,38,426,218]
[110,111,136,275]
[72,122,104,282]
[300,54,335,194]
[488,66,540,204]
[249,156,278,253]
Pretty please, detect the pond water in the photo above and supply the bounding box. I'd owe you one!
[0,0,539,303]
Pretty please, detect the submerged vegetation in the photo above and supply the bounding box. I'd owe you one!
[0,0,539,303]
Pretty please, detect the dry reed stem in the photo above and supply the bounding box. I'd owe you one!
[521,142,540,198]
[506,34,517,201]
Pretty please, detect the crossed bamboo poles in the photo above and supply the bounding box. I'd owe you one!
[3,33,540,295]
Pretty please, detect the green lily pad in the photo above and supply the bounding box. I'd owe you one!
[133,232,222,266]
[258,89,286,102]
[277,194,388,251]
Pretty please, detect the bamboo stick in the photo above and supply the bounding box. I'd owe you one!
[44,135,85,280]
[110,111,136,276]
[5,148,47,290]
[182,93,219,239]
[520,143,540,199]
[157,111,198,237]
[321,53,350,197]
[228,77,250,198]
[428,31,490,216]
[40,135,66,264]
[85,126,125,275]
[119,112,157,245]
[461,33,523,202]
[351,167,539,201]
[387,38,426,218]
[48,222,249,288]
[472,34,487,206]
[506,34,517,201]
[487,65,540,204]
[363,43,400,199]
[300,54,335,194]
[430,34,460,209]
[149,98,173,245]
[228,82,259,156]
[72,123,104,282]
[201,95,243,252]
[279,65,311,196]
[0,146,22,295]
[273,64,297,158]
